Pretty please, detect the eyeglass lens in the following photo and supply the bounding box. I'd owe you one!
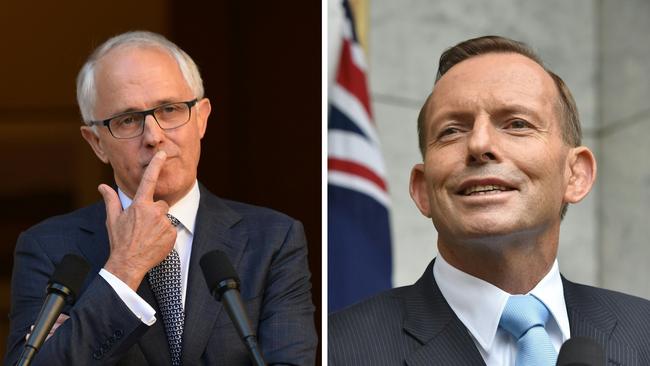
[109,102,191,138]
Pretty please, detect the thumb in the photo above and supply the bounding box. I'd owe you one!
[98,184,122,224]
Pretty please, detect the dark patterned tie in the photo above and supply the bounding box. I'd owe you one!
[148,214,184,366]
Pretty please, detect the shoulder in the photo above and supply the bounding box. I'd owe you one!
[20,201,104,240]
[328,286,417,365]
[14,202,105,263]
[330,286,410,331]
[564,278,650,351]
[200,186,296,224]
[199,188,302,239]
[221,198,297,227]
[329,286,413,345]
[565,279,650,318]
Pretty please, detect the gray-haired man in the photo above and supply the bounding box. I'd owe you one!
[5,31,317,366]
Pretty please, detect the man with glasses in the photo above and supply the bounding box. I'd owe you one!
[5,31,317,365]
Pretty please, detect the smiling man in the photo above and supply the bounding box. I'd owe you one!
[329,36,650,366]
[5,31,316,365]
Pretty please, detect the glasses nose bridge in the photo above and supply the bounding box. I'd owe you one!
[142,109,163,129]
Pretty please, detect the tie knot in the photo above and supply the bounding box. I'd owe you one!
[500,294,551,339]
[167,213,181,227]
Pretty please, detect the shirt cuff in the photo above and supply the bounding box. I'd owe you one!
[99,268,157,326]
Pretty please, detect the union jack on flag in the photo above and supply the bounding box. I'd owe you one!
[328,0,392,313]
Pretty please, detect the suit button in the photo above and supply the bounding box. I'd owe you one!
[93,350,103,360]
[114,329,124,339]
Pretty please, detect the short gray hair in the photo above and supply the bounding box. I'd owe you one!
[76,30,204,124]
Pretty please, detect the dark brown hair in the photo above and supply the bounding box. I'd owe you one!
[417,35,582,156]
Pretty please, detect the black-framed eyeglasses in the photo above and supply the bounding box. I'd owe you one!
[88,99,198,139]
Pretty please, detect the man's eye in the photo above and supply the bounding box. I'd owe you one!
[507,119,530,129]
[439,127,460,137]
[113,115,138,126]
[160,104,184,115]
[121,117,137,125]
[161,106,179,113]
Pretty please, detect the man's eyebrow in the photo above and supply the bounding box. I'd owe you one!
[107,99,178,117]
[432,110,474,124]
[492,105,541,118]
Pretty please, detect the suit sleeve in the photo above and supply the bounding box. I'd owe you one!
[4,231,150,366]
[257,220,318,366]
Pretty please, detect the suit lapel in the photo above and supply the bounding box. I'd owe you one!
[77,202,110,271]
[563,277,638,366]
[181,185,247,365]
[404,260,485,366]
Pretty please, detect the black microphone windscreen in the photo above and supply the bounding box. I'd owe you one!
[556,337,605,366]
[200,250,240,293]
[49,254,91,298]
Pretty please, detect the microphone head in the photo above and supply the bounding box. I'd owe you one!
[200,250,241,301]
[48,254,91,302]
[556,337,605,366]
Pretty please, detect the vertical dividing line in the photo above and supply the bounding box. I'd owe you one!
[595,0,605,289]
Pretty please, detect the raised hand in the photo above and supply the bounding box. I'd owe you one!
[101,151,177,290]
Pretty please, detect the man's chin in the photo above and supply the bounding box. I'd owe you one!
[460,223,513,237]
[451,216,527,241]
[153,181,194,205]
[152,185,175,202]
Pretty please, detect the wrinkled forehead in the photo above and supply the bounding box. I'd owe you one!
[95,44,178,75]
[92,45,192,117]
[426,53,560,120]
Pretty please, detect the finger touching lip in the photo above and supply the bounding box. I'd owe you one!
[142,154,173,168]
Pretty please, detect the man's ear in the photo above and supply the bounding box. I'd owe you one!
[195,98,211,139]
[409,163,432,218]
[80,126,110,164]
[564,146,597,203]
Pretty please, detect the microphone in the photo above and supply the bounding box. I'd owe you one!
[200,250,266,366]
[17,254,91,366]
[556,337,605,366]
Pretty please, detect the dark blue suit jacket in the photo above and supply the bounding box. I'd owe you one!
[5,185,317,365]
[329,259,650,365]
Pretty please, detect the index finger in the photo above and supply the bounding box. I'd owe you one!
[134,150,167,202]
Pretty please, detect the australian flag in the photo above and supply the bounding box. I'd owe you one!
[328,0,392,313]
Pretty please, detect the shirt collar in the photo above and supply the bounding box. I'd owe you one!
[529,260,571,343]
[117,180,200,234]
[433,254,569,352]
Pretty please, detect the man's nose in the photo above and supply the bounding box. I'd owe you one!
[467,117,499,164]
[142,115,165,146]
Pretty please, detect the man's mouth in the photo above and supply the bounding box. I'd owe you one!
[142,155,172,168]
[462,184,514,196]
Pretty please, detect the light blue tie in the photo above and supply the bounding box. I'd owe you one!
[499,295,557,366]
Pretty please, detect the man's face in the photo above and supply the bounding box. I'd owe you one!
[81,46,211,204]
[410,53,573,244]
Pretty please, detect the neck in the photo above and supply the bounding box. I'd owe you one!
[437,226,559,294]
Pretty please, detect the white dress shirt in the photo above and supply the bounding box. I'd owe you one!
[98,181,200,326]
[433,254,571,366]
